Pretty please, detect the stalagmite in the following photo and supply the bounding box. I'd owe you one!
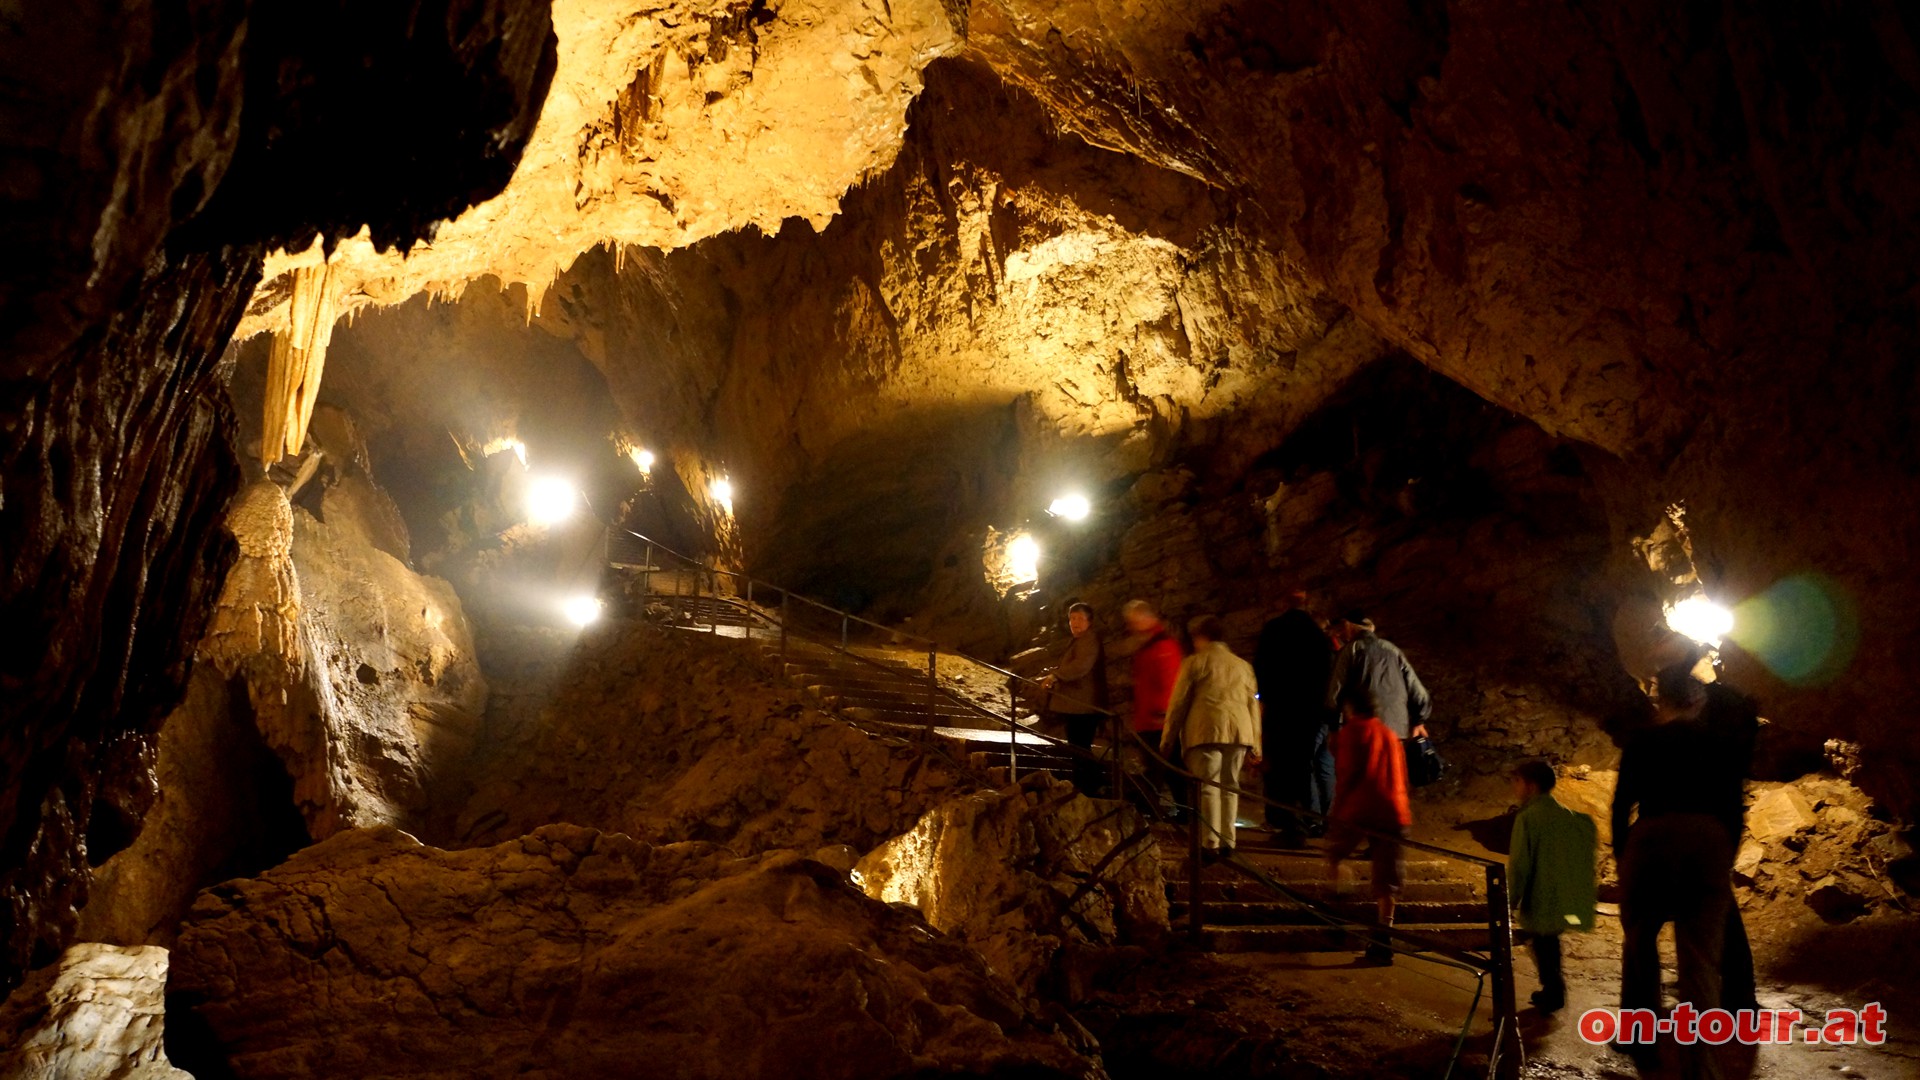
[260,262,339,466]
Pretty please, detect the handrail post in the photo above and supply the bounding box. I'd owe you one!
[1187,774,1205,943]
[779,590,789,657]
[1008,686,1018,783]
[643,542,654,600]
[1485,863,1520,1080]
[926,644,937,740]
[841,613,849,652]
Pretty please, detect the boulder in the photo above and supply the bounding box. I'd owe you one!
[856,775,1167,996]
[1804,874,1873,922]
[169,824,1097,1079]
[0,943,191,1079]
[1747,786,1817,844]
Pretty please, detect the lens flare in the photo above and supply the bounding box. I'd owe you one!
[562,594,603,627]
[1730,574,1859,686]
[525,476,577,525]
[1007,533,1040,584]
[1048,493,1092,521]
[1666,595,1734,646]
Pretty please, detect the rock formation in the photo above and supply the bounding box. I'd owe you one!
[453,620,966,854]
[168,824,1101,1079]
[857,775,1167,997]
[0,943,191,1079]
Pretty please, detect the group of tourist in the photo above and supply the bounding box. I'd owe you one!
[1038,593,1434,965]
[1039,593,1767,1037]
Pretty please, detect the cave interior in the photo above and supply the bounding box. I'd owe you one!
[3,2,1919,1078]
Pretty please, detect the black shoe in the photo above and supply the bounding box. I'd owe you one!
[1363,943,1395,966]
[1275,830,1309,849]
[1219,845,1235,860]
[1530,990,1565,1014]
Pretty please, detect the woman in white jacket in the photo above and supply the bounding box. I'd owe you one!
[1159,615,1262,857]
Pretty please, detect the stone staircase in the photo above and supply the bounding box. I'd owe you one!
[1163,831,1493,954]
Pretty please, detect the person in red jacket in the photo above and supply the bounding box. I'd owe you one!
[1326,688,1413,966]
[1120,599,1185,814]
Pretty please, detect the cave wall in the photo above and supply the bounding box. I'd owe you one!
[961,0,1920,810]
[0,0,556,990]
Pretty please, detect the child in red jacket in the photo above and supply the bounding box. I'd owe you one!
[1326,689,1412,965]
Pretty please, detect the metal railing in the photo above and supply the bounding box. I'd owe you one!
[603,526,1520,1079]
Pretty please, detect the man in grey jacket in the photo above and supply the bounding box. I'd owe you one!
[1324,613,1431,741]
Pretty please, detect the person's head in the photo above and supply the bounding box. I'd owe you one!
[1341,687,1381,722]
[1284,588,1310,612]
[1122,599,1159,634]
[1341,610,1375,636]
[1511,759,1557,803]
[1187,614,1225,647]
[1653,662,1707,723]
[1067,602,1094,636]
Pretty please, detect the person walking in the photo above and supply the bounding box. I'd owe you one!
[1254,589,1335,846]
[1325,612,1432,744]
[1042,602,1108,795]
[1611,672,1746,1072]
[1119,599,1184,812]
[1325,690,1412,965]
[1159,615,1260,858]
[1508,759,1598,1014]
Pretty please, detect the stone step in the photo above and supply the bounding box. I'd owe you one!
[1167,878,1479,904]
[1169,899,1488,925]
[1200,922,1491,954]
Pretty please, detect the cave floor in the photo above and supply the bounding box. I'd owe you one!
[1092,783,1919,1080]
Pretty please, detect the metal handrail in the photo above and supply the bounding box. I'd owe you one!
[606,525,1519,1078]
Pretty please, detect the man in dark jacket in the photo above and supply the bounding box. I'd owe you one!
[1324,613,1432,741]
[1043,602,1108,794]
[1611,671,1746,1066]
[1255,591,1335,846]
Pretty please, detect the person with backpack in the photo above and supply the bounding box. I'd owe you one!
[1508,759,1598,1013]
[1254,590,1336,847]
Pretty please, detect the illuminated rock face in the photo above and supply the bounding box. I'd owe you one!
[240,0,964,338]
[168,825,1098,1079]
[0,944,190,1080]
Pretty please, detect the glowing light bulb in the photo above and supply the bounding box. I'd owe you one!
[1667,594,1734,646]
[562,594,603,627]
[1048,493,1091,521]
[526,477,577,525]
[711,477,734,513]
[1007,533,1040,584]
[629,447,655,474]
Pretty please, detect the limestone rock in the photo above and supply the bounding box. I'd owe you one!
[0,943,190,1079]
[1748,786,1818,844]
[453,621,963,855]
[169,824,1099,1079]
[1804,874,1873,922]
[856,775,1167,996]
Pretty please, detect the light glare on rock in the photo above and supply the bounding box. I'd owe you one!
[1048,494,1091,521]
[1667,594,1734,646]
[562,594,603,627]
[525,476,577,525]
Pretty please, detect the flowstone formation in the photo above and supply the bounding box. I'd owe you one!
[0,944,190,1080]
[168,825,1101,1080]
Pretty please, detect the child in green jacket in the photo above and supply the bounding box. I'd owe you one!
[1509,760,1598,1013]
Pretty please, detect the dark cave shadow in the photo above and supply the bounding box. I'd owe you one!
[1454,809,1518,856]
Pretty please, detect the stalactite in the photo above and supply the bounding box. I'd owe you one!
[260,263,340,466]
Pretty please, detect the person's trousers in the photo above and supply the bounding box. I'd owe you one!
[1531,932,1566,1003]
[1722,904,1757,1010]
[1620,812,1735,1016]
[1060,712,1103,795]
[1264,724,1335,832]
[1185,743,1248,850]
